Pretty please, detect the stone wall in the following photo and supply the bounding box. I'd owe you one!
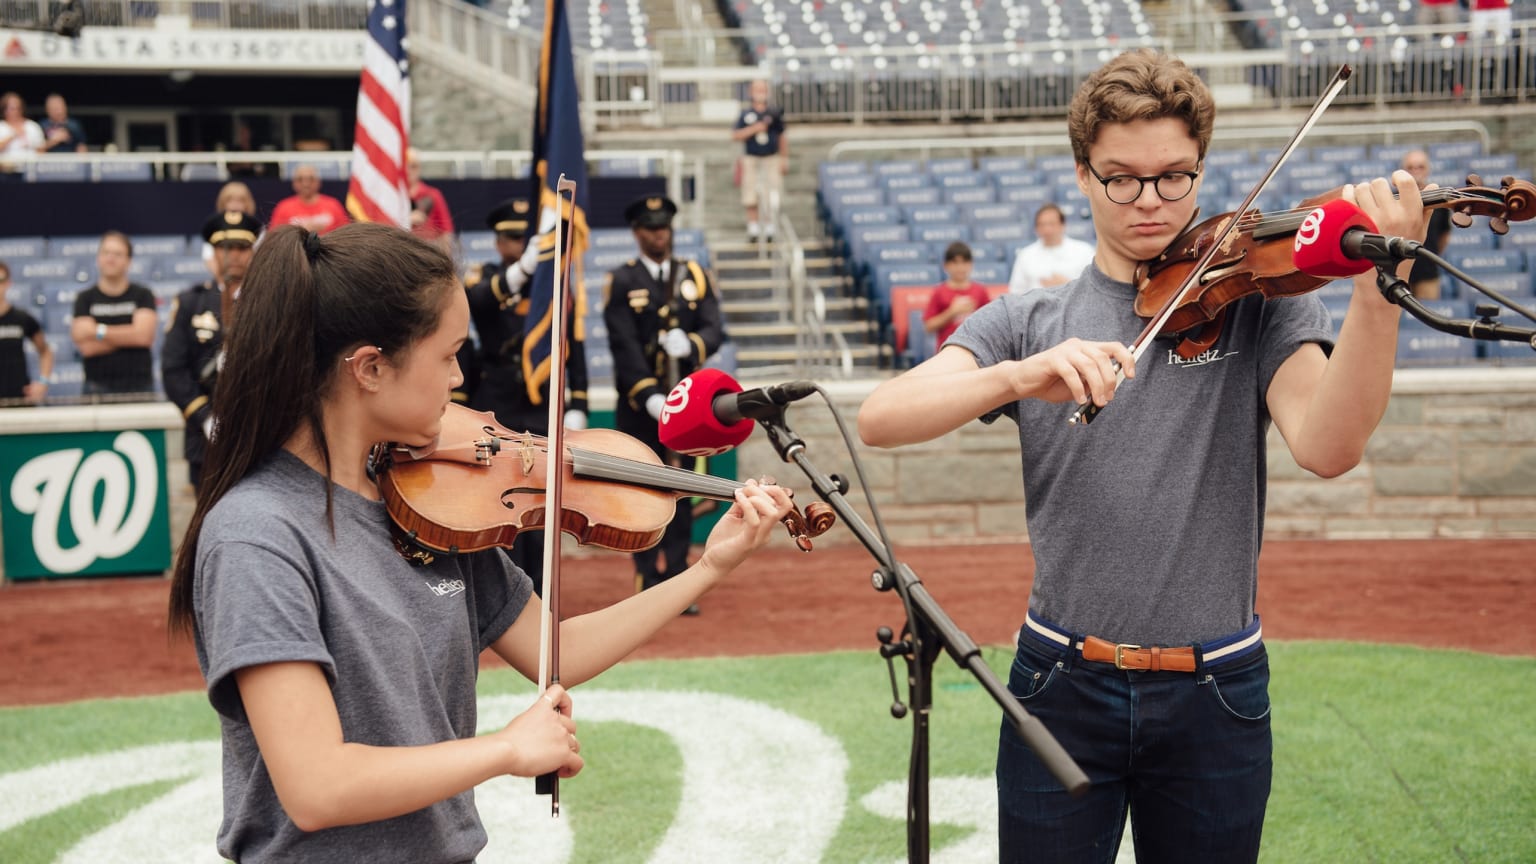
[123,367,1535,568]
[728,369,1536,547]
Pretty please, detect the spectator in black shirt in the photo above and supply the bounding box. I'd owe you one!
[41,94,87,154]
[0,259,54,406]
[70,231,157,399]
[1401,149,1452,300]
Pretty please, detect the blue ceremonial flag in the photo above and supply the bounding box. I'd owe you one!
[522,0,589,405]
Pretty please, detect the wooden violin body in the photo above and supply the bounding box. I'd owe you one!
[372,404,834,562]
[1132,175,1536,358]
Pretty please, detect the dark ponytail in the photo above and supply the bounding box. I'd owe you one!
[168,223,457,635]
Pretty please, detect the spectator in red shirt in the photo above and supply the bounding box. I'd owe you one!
[922,241,993,349]
[1417,0,1460,28]
[1470,0,1512,40]
[268,164,349,235]
[406,147,455,253]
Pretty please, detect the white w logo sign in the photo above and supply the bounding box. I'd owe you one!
[8,431,160,574]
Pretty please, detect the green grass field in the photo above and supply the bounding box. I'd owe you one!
[1,641,1532,863]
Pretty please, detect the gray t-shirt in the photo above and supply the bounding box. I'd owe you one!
[948,264,1332,646]
[193,450,534,863]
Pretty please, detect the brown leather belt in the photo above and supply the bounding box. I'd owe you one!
[1080,636,1198,672]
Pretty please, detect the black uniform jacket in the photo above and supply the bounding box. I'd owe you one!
[456,260,589,436]
[161,280,222,467]
[602,256,725,451]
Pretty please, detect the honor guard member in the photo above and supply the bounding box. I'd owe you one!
[162,210,261,491]
[603,194,726,611]
[458,197,589,590]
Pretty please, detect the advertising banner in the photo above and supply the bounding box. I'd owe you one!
[1,429,171,580]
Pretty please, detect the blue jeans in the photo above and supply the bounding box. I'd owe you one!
[997,629,1272,864]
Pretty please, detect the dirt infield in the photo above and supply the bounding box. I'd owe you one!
[2,539,1532,707]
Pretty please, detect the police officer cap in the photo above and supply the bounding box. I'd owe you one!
[625,195,677,229]
[202,210,262,247]
[485,198,534,236]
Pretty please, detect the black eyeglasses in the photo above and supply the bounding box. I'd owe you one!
[1085,162,1201,205]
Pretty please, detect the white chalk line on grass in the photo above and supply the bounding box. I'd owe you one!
[1,690,879,863]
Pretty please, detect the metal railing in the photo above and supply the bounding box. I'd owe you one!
[7,1,1531,127]
[0,147,695,213]
[0,0,367,31]
[825,120,1496,165]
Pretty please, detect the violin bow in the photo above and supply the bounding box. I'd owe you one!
[1069,63,1354,425]
[535,174,579,816]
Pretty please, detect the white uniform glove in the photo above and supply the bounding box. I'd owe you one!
[563,409,587,430]
[660,327,692,360]
[645,393,666,421]
[504,237,543,293]
[517,237,542,277]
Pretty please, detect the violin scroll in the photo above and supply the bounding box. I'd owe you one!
[1451,175,1536,233]
[782,502,837,551]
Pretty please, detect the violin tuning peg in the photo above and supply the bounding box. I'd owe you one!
[1490,215,1509,235]
[1466,172,1485,187]
[1451,209,1474,230]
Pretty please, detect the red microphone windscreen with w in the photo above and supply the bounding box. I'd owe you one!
[658,368,755,457]
[1292,198,1379,278]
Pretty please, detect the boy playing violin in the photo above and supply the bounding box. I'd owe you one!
[859,49,1427,864]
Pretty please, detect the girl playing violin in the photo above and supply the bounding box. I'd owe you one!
[166,223,793,863]
[860,49,1428,864]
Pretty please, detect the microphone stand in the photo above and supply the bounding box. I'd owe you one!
[1368,247,1536,352]
[752,403,1090,864]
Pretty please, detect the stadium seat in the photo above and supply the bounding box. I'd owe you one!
[927,157,973,175]
[873,159,925,177]
[1465,154,1519,178]
[162,257,211,282]
[1444,231,1496,253]
[98,161,153,182]
[968,203,1019,225]
[48,236,98,257]
[979,156,1032,174]
[134,235,191,256]
[971,261,1011,285]
[459,231,496,259]
[704,340,739,376]
[904,309,936,366]
[1396,319,1479,366]
[0,237,47,258]
[18,257,91,283]
[49,359,84,401]
[180,164,226,182]
[1311,145,1368,164]
[1455,250,1526,276]
[914,223,969,244]
[945,186,997,205]
[880,173,932,193]
[28,161,89,182]
[998,185,1054,210]
[818,161,868,185]
[584,249,634,272]
[41,284,81,333]
[902,203,958,225]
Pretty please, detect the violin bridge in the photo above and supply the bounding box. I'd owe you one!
[518,440,537,476]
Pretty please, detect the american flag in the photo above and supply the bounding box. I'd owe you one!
[521,0,589,405]
[345,0,411,228]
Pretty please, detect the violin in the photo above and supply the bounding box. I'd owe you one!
[370,403,836,564]
[1133,175,1536,359]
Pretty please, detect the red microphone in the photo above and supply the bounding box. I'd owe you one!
[1292,199,1380,278]
[658,368,755,457]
